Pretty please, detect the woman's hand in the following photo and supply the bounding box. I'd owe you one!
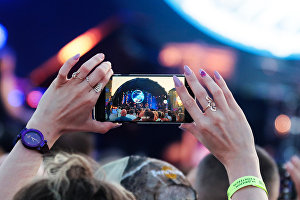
[27,53,120,146]
[286,156,300,200]
[173,66,267,199]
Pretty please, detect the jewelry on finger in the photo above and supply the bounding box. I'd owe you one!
[93,82,103,93]
[71,71,84,80]
[85,76,93,88]
[204,95,217,112]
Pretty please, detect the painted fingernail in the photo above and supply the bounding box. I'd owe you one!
[173,75,183,87]
[184,65,192,76]
[214,71,221,80]
[199,69,206,77]
[179,126,186,131]
[112,123,122,129]
[99,53,105,59]
[73,53,80,60]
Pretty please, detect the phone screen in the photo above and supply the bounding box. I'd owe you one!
[94,74,193,123]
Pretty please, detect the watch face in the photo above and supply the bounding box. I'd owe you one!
[22,131,42,147]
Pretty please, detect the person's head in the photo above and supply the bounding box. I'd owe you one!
[178,113,184,122]
[188,146,280,200]
[121,109,127,117]
[14,153,135,200]
[52,132,93,155]
[143,110,154,121]
[129,109,134,115]
[157,111,162,119]
[95,155,197,200]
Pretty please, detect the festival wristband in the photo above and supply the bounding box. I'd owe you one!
[227,176,268,200]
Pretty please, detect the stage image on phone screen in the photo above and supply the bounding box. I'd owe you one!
[103,75,186,123]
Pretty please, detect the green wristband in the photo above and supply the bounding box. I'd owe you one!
[227,176,268,200]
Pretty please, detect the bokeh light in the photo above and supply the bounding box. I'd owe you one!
[58,28,102,63]
[26,90,43,108]
[0,24,7,49]
[7,89,24,107]
[275,114,291,135]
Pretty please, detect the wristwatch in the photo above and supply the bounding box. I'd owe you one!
[16,128,50,154]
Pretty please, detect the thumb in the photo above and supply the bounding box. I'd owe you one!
[179,122,198,135]
[87,120,122,134]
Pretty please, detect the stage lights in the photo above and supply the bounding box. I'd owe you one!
[0,24,7,50]
[275,114,291,135]
[7,89,24,107]
[165,0,300,59]
[26,90,44,108]
[58,28,102,63]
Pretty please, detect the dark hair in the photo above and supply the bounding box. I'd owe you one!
[129,109,134,115]
[51,133,93,155]
[13,153,135,200]
[193,146,280,200]
[144,110,154,120]
[157,111,162,118]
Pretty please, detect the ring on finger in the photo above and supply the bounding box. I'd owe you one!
[85,76,93,88]
[93,82,103,93]
[72,71,84,80]
[204,96,217,112]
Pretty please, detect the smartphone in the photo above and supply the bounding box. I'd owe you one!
[94,74,194,123]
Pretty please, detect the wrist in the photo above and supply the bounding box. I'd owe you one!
[26,119,61,148]
[224,153,261,184]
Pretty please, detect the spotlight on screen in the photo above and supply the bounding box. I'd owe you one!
[0,24,7,50]
[131,90,144,103]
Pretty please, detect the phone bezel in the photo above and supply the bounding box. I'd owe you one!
[93,74,194,124]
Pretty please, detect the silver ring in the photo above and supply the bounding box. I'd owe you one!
[93,83,103,93]
[85,76,93,88]
[71,71,84,80]
[204,96,217,112]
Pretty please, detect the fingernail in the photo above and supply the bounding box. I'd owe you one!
[73,53,80,60]
[173,75,183,87]
[214,71,221,80]
[179,126,186,131]
[99,53,105,59]
[112,123,122,129]
[286,162,293,169]
[184,65,192,76]
[199,69,206,77]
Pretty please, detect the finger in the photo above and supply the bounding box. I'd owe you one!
[183,65,209,110]
[57,53,80,84]
[199,69,229,111]
[89,68,114,100]
[291,156,300,171]
[173,75,205,126]
[179,123,198,135]
[286,162,300,187]
[77,53,105,78]
[87,121,122,133]
[213,71,239,110]
[85,61,111,88]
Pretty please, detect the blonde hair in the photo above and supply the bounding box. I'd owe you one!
[14,153,135,200]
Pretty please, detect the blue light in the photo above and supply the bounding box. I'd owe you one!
[8,89,25,107]
[0,24,7,50]
[131,90,144,103]
[165,0,300,59]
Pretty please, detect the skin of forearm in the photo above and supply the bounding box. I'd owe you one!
[0,142,42,200]
[225,154,269,200]
[0,120,58,200]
